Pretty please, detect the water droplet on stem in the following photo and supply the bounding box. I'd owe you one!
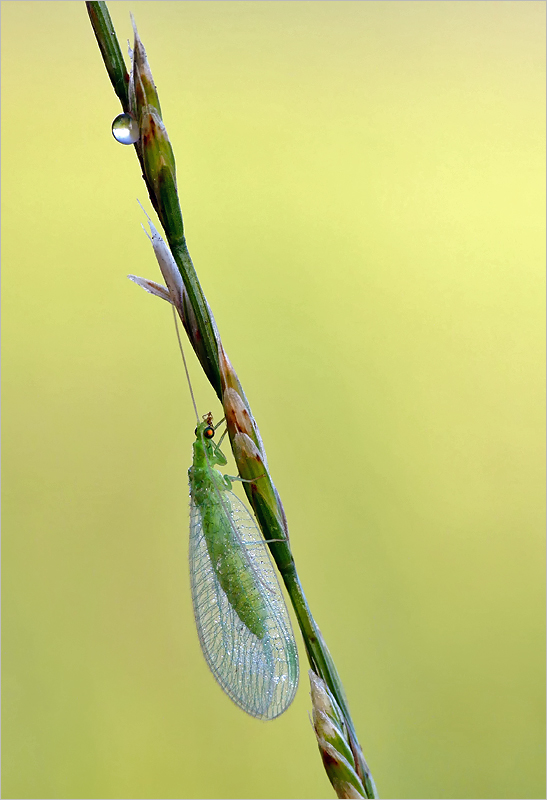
[111,113,139,145]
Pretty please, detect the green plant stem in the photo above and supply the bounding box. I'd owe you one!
[86,4,378,796]
[168,237,222,397]
[282,567,377,798]
[86,1,129,110]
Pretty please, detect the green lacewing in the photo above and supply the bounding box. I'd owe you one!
[129,214,299,718]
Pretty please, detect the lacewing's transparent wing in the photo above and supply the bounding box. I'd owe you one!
[189,488,299,719]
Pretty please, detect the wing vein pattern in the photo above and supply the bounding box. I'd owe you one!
[189,488,299,720]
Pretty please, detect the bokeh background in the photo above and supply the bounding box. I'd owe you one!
[2,2,545,798]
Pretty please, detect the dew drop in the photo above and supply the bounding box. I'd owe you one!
[111,113,139,145]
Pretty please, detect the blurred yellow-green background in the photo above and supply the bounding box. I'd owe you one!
[2,2,545,798]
